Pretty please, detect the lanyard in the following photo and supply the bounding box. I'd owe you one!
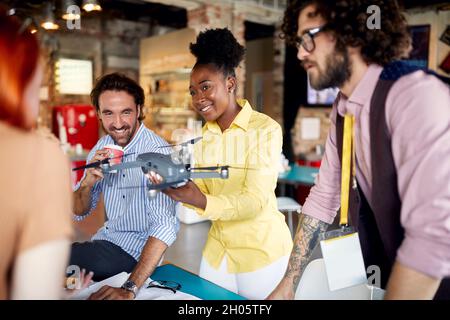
[339,114,356,227]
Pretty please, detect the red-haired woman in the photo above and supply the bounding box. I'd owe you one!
[0,8,73,299]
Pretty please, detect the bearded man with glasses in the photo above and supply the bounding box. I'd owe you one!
[268,0,450,300]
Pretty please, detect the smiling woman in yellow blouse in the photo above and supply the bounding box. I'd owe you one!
[148,28,293,299]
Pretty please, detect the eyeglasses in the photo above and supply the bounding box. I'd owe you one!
[295,25,328,53]
[147,280,181,294]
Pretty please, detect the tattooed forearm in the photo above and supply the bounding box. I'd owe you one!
[284,213,329,293]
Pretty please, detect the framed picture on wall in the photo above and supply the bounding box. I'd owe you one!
[405,25,431,68]
[56,58,93,95]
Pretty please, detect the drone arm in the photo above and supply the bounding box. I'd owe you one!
[190,172,223,179]
[72,158,108,171]
[105,161,146,172]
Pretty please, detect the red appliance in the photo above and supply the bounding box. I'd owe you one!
[52,104,99,150]
[52,105,99,186]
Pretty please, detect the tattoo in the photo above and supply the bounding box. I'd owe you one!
[284,213,329,294]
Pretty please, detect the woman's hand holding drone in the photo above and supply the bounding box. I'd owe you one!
[146,171,207,210]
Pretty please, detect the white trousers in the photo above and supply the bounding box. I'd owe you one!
[199,255,289,300]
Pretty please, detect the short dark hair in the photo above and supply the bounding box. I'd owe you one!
[189,28,245,77]
[90,73,145,121]
[281,0,411,66]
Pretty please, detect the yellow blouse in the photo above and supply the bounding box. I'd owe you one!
[189,99,293,273]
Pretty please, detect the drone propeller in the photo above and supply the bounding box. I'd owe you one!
[72,153,135,171]
[157,137,202,148]
[189,165,257,171]
[72,158,110,171]
[118,185,147,190]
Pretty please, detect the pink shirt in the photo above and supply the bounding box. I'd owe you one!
[302,64,450,279]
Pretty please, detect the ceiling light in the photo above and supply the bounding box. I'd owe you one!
[41,2,59,30]
[82,0,102,12]
[62,0,81,20]
[41,21,59,30]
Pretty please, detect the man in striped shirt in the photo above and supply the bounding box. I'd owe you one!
[71,73,178,300]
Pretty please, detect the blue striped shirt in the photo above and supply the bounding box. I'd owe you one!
[73,123,179,261]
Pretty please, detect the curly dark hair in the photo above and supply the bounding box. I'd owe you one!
[281,0,411,66]
[189,28,245,77]
[90,73,145,121]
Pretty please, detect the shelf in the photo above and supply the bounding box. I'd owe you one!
[145,68,192,78]
[154,107,194,114]
[141,68,197,141]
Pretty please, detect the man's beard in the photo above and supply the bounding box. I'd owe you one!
[104,119,139,147]
[308,48,351,90]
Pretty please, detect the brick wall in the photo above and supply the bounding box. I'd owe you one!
[187,3,246,99]
[38,17,152,130]
[272,23,285,127]
[187,3,285,125]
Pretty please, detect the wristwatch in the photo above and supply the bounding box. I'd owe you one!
[121,280,138,299]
